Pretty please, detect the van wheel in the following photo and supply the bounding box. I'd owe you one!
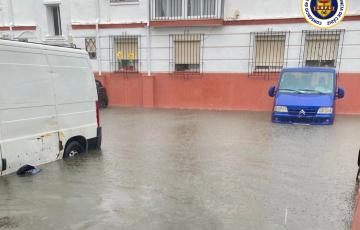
[63,141,85,158]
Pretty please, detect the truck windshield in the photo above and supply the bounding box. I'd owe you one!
[278,71,335,94]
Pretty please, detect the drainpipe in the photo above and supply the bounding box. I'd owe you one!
[8,0,14,39]
[96,0,102,75]
[146,22,151,76]
[146,0,152,76]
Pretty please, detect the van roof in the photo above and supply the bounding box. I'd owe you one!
[0,39,87,56]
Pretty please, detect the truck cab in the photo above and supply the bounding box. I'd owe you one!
[268,67,345,125]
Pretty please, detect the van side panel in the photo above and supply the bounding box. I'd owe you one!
[46,52,97,154]
[0,45,60,175]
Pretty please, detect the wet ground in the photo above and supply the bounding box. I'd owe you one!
[0,107,360,230]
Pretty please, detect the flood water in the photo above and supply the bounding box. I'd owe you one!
[0,107,360,230]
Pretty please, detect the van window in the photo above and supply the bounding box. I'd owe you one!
[279,72,334,94]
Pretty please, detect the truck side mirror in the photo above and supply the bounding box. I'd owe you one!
[268,86,276,97]
[337,87,345,99]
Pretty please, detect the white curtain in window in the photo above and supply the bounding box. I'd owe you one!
[188,0,201,16]
[174,35,201,65]
[305,34,340,61]
[203,0,216,16]
[169,0,182,17]
[255,35,286,68]
[155,0,167,17]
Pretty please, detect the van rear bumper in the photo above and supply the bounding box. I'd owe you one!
[272,113,334,125]
[87,127,102,150]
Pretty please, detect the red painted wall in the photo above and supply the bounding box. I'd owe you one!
[95,72,360,115]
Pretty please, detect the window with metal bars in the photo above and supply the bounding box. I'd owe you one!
[154,0,182,18]
[110,0,139,4]
[151,0,222,20]
[301,30,343,68]
[187,0,216,17]
[170,34,203,73]
[112,35,140,73]
[252,32,287,72]
[85,37,96,59]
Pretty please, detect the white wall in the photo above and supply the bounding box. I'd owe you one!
[1,0,360,73]
[71,19,360,74]
[2,0,360,28]
[224,0,360,20]
[11,0,36,26]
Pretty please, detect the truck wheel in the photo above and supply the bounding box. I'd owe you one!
[63,141,85,158]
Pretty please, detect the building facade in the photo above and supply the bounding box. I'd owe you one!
[1,0,360,113]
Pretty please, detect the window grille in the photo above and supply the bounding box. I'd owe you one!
[151,0,223,20]
[169,34,204,73]
[154,0,182,18]
[110,0,138,3]
[110,35,140,73]
[300,30,344,68]
[85,37,96,59]
[249,31,289,76]
[187,0,216,17]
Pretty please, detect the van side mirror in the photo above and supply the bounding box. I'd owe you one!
[268,86,276,97]
[337,87,345,99]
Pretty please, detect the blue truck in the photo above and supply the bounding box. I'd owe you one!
[268,67,345,125]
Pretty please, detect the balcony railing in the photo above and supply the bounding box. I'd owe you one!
[150,0,224,21]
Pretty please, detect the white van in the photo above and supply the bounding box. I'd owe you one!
[0,39,102,176]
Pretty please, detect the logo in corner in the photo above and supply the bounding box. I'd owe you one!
[302,0,347,28]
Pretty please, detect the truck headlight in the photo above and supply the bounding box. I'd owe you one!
[274,106,288,113]
[318,107,333,114]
